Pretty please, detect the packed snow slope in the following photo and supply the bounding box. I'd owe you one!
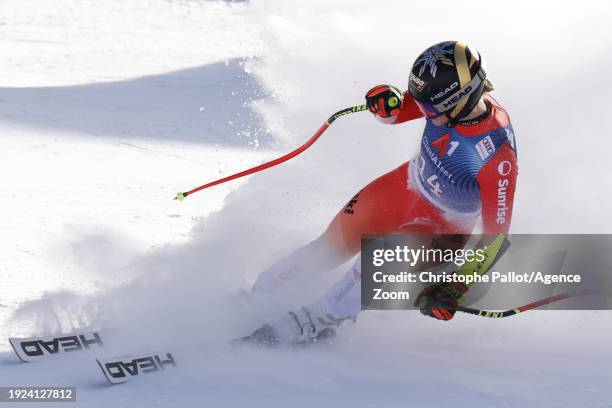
[1,0,611,407]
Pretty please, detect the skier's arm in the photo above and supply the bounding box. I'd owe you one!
[415,234,511,320]
[365,85,423,124]
[455,144,518,283]
[477,144,518,235]
[393,92,425,124]
[416,146,518,320]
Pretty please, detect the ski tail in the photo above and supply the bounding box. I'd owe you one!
[96,352,177,385]
[9,330,107,362]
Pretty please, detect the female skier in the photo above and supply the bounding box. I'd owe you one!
[240,41,518,345]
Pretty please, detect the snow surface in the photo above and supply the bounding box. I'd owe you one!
[1,0,611,406]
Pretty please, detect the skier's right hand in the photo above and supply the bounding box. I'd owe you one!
[365,85,403,119]
[415,281,467,321]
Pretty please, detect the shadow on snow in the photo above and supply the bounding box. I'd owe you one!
[0,58,272,146]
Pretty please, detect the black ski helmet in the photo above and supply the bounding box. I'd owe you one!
[408,41,486,123]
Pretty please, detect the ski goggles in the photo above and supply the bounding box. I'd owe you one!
[414,100,443,119]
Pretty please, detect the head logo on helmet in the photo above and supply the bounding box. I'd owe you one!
[408,41,487,125]
[442,85,473,109]
[430,81,458,102]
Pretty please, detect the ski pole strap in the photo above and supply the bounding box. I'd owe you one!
[175,104,368,201]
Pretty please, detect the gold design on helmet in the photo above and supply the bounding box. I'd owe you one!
[449,42,472,118]
[467,44,480,69]
[454,42,472,87]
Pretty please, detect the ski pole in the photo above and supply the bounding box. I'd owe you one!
[457,293,573,318]
[175,104,368,201]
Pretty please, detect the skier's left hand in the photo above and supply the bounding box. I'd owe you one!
[415,281,467,321]
[365,85,403,118]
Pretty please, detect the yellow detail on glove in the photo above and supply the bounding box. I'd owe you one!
[455,234,508,287]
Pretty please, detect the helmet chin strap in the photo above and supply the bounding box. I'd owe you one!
[445,116,457,128]
[446,96,488,128]
[446,102,470,127]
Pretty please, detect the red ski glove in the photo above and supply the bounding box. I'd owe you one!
[365,85,403,119]
[415,281,468,321]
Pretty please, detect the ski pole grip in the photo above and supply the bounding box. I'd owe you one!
[327,105,367,124]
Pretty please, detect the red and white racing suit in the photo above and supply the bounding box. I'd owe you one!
[254,93,518,334]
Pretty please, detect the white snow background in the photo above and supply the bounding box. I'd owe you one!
[0,0,611,406]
